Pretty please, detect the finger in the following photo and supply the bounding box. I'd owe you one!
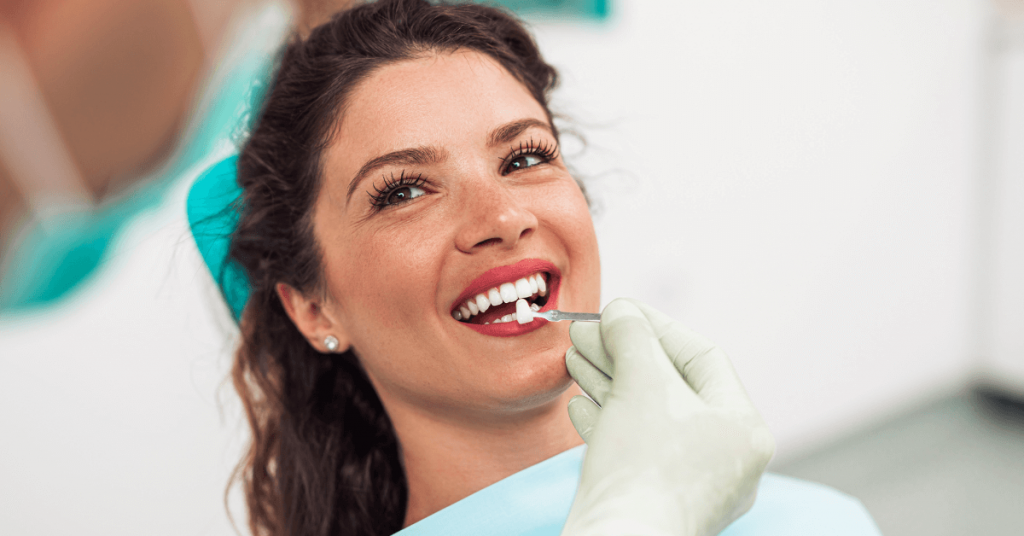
[567,395,601,443]
[569,321,614,377]
[566,346,612,407]
[598,299,701,408]
[623,298,756,414]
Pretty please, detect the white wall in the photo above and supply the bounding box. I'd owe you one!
[0,162,246,536]
[531,0,987,460]
[979,18,1024,395]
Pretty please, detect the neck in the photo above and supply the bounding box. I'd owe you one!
[382,383,585,528]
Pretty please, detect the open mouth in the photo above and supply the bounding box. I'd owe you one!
[451,272,551,325]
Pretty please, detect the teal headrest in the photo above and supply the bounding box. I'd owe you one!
[186,156,251,321]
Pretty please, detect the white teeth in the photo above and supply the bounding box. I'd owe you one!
[456,272,550,324]
[516,299,534,324]
[499,282,518,303]
[475,294,490,313]
[515,278,532,299]
[493,314,517,324]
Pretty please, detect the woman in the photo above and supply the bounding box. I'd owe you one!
[188,1,881,534]
[227,1,597,532]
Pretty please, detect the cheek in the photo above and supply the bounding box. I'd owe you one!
[538,182,601,299]
[325,222,446,338]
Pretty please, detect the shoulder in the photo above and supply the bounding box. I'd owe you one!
[723,473,883,536]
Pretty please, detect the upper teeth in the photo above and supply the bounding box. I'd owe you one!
[453,272,548,321]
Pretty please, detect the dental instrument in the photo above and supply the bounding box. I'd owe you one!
[516,299,601,324]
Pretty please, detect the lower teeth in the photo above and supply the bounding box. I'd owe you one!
[464,295,546,325]
[487,303,542,324]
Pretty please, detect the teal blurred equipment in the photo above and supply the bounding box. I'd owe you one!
[186,156,250,323]
[0,18,277,314]
[488,0,609,20]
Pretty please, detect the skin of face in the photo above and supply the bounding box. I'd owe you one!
[283,50,601,425]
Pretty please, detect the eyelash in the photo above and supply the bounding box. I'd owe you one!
[501,138,560,175]
[368,170,427,211]
[367,138,561,212]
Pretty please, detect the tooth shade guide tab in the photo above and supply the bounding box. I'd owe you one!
[516,299,535,324]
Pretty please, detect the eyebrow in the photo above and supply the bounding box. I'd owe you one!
[345,117,554,204]
[488,118,553,147]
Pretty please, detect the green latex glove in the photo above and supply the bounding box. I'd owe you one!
[561,298,775,536]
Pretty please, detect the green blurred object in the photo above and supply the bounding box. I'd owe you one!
[0,40,275,313]
[487,0,609,20]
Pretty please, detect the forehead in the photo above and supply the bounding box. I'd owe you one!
[329,50,549,165]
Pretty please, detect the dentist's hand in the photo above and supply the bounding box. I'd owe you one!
[560,299,775,536]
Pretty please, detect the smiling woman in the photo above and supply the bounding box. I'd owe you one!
[225,1,599,534]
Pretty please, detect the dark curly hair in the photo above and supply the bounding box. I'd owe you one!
[227,1,560,534]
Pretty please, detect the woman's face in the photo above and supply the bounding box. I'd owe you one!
[310,50,600,416]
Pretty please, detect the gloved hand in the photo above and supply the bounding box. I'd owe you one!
[560,298,775,536]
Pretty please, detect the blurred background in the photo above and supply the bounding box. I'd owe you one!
[1,0,1022,535]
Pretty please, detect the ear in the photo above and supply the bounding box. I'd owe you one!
[276,282,351,353]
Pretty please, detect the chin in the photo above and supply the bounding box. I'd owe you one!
[485,345,576,412]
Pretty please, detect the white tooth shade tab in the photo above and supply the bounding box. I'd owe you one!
[459,305,472,319]
[515,278,532,299]
[488,288,502,306]
[516,299,534,324]
[499,282,518,303]
[475,294,490,313]
[528,275,539,294]
[536,274,547,295]
[467,300,479,315]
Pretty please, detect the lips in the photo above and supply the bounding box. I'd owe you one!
[450,258,561,337]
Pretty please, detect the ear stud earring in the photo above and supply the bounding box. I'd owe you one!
[324,335,339,352]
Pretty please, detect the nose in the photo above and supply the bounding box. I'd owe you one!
[454,180,538,254]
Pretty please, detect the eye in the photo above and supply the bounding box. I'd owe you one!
[506,154,545,173]
[368,172,429,211]
[384,185,426,206]
[501,138,559,175]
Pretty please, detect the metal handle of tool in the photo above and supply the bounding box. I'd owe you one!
[541,310,601,323]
